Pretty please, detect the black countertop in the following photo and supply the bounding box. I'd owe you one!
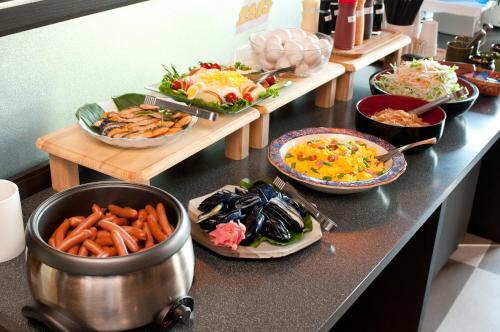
[0,65,499,332]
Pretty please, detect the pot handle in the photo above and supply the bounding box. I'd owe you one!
[22,302,90,332]
[155,296,194,331]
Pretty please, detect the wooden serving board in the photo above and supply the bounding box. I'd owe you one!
[37,109,260,190]
[188,185,323,259]
[332,30,404,58]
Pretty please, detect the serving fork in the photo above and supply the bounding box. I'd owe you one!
[273,176,338,231]
[143,95,218,122]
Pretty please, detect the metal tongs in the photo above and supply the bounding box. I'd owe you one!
[244,65,296,83]
[273,176,338,231]
[143,95,218,122]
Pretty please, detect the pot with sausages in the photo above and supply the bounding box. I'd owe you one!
[23,182,194,332]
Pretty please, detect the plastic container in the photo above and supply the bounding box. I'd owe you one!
[363,0,373,39]
[373,0,384,32]
[334,0,357,50]
[302,0,321,33]
[355,0,366,46]
[318,0,333,34]
[330,1,339,34]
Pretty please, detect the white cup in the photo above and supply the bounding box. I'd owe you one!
[0,180,26,262]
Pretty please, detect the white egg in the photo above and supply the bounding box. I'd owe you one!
[270,28,292,44]
[250,34,266,52]
[265,42,284,62]
[266,35,282,48]
[289,28,308,41]
[284,40,304,65]
[295,62,309,75]
[304,44,321,65]
[317,38,332,57]
[297,37,313,50]
[259,56,276,70]
[307,34,320,44]
[276,56,291,69]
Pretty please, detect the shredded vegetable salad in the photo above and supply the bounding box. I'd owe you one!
[376,59,465,101]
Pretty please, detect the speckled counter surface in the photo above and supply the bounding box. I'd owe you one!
[0,66,499,332]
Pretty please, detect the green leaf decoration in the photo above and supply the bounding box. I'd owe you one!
[111,93,145,110]
[239,178,253,189]
[75,103,105,134]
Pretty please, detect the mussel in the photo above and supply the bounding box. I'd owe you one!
[234,193,262,212]
[249,182,278,204]
[261,212,291,242]
[240,205,265,246]
[264,198,304,233]
[198,190,238,213]
[199,209,245,231]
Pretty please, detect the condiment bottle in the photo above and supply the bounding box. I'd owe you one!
[330,1,339,34]
[372,0,384,33]
[334,0,357,50]
[318,0,333,35]
[354,0,365,45]
[363,0,373,39]
[302,0,321,33]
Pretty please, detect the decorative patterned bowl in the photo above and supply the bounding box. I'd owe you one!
[268,128,407,194]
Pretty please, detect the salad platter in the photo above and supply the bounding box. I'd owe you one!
[188,182,322,259]
[146,61,291,114]
[76,93,197,148]
[268,128,407,194]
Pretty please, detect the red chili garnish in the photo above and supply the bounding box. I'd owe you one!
[309,155,318,161]
[315,160,323,168]
[171,80,182,90]
[210,63,221,70]
[351,146,359,152]
[328,155,337,162]
[243,93,254,102]
[266,75,277,85]
[328,144,338,150]
[225,92,237,104]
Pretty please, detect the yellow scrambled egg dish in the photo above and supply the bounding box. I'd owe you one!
[285,138,386,182]
[195,69,249,88]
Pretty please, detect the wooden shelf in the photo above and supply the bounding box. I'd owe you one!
[37,109,260,191]
[249,62,345,149]
[330,32,411,102]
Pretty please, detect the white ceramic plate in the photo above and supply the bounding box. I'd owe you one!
[188,185,322,259]
[268,128,407,194]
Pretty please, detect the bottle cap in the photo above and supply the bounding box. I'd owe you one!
[339,0,357,4]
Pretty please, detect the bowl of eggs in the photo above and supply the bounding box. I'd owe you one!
[248,28,333,77]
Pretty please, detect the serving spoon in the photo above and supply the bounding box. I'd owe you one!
[376,138,437,163]
[408,87,468,116]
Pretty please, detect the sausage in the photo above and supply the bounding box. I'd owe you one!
[97,230,110,238]
[156,203,174,236]
[108,204,138,219]
[91,203,104,214]
[48,235,56,247]
[83,239,105,256]
[95,235,114,246]
[123,226,146,241]
[78,245,89,257]
[132,209,147,228]
[111,218,129,226]
[54,219,71,247]
[98,246,117,257]
[143,222,155,248]
[111,230,128,256]
[57,229,92,252]
[98,220,139,252]
[147,214,167,243]
[69,216,85,227]
[89,227,97,240]
[68,245,80,255]
[145,205,158,219]
[69,211,103,238]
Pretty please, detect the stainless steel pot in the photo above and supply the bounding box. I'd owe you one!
[24,182,195,331]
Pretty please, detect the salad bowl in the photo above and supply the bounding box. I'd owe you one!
[369,69,479,117]
[268,128,407,194]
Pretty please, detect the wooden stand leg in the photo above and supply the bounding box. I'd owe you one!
[225,124,250,160]
[249,114,270,149]
[335,72,355,102]
[383,48,403,68]
[49,154,79,192]
[315,79,337,108]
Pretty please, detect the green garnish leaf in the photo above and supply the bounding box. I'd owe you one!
[323,176,332,181]
[291,162,297,169]
[310,167,319,173]
[337,173,345,179]
[239,178,253,189]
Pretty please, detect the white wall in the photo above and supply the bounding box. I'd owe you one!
[0,0,302,178]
